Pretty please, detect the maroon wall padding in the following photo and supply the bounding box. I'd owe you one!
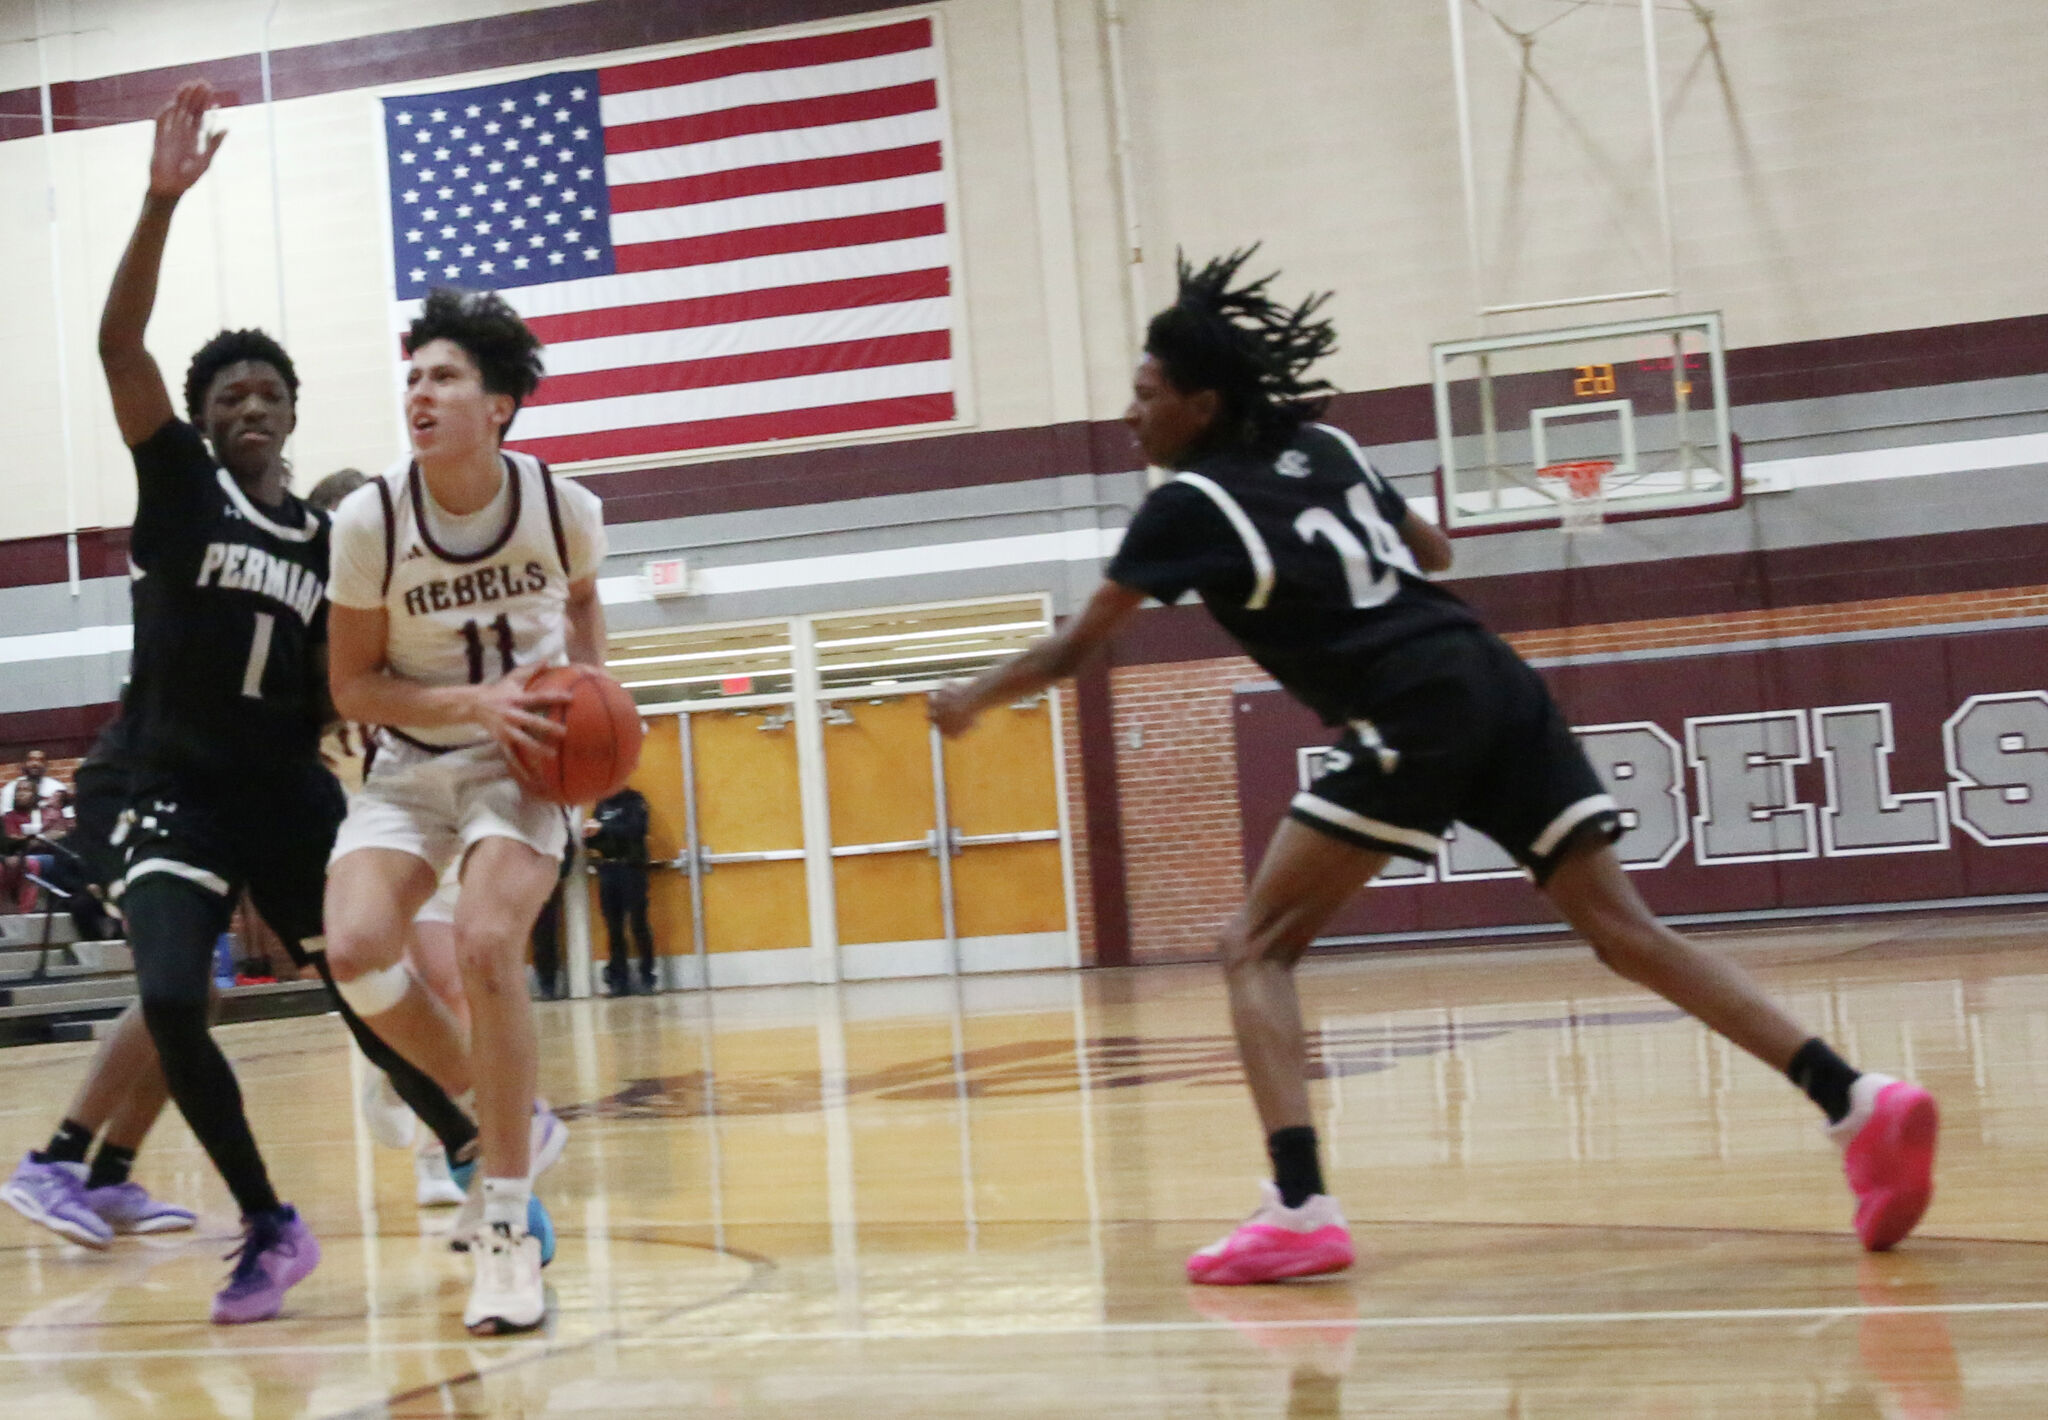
[0,701,119,762]
[1233,622,2048,939]
[1073,657,1131,966]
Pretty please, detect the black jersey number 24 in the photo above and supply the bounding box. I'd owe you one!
[460,614,516,683]
[1293,485,1408,609]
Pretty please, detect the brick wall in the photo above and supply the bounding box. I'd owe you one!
[1106,656,1263,963]
[1065,587,2048,966]
[1504,587,2048,661]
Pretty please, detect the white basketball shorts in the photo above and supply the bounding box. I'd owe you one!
[331,736,568,878]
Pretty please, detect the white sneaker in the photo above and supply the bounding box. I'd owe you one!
[449,1102,569,1250]
[463,1223,545,1335]
[414,1138,465,1208]
[359,1069,416,1151]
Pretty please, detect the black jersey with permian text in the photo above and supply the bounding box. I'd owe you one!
[125,420,329,774]
[1106,423,1479,725]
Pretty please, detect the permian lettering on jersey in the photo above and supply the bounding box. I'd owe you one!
[194,541,326,623]
[401,560,549,618]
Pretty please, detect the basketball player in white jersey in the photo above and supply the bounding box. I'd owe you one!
[321,288,606,1335]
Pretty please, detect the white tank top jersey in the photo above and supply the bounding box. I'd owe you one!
[328,449,607,749]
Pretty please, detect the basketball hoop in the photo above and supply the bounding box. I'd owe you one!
[1538,459,1613,534]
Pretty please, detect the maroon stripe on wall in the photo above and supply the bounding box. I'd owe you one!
[0,0,905,143]
[0,702,119,762]
[1,310,2044,587]
[1104,520,2048,671]
[0,528,133,592]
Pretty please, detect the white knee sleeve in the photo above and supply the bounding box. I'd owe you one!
[334,961,413,1016]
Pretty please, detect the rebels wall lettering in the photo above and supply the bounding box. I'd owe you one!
[1290,697,2048,884]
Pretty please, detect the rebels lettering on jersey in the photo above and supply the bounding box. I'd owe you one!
[329,449,606,750]
[195,541,326,623]
[402,561,548,616]
[1106,423,1479,726]
[123,419,331,773]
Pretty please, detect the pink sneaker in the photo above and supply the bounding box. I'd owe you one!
[1187,1183,1354,1285]
[1829,1074,1938,1252]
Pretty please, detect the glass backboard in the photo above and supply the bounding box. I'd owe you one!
[1430,312,1736,532]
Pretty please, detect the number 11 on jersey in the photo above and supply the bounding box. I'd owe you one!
[460,613,515,683]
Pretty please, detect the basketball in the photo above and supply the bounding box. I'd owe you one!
[512,664,644,805]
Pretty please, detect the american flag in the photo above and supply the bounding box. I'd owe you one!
[379,18,957,467]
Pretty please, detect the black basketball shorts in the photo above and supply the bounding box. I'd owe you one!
[119,759,347,959]
[1287,628,1621,883]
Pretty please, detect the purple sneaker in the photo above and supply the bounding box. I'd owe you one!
[1,1154,112,1249]
[211,1205,320,1324]
[85,1182,198,1235]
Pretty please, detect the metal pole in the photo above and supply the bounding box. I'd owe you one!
[1477,352,1501,510]
[1638,0,1678,304]
[790,619,841,983]
[1100,0,1150,354]
[679,710,709,988]
[928,718,960,976]
[261,0,289,345]
[1445,0,1488,321]
[36,34,81,598]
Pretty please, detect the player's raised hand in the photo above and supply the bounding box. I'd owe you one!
[149,80,225,200]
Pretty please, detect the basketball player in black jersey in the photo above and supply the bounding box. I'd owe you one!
[93,80,482,1323]
[933,250,1938,1284]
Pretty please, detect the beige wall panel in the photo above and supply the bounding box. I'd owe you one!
[0,139,72,536]
[4,1,2046,542]
[1104,0,2048,392]
[933,0,1061,434]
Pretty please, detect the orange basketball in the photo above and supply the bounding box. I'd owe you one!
[512,664,644,805]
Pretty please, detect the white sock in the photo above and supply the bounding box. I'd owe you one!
[482,1175,531,1230]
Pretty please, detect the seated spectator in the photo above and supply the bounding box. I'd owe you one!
[0,752,69,914]
[5,751,72,840]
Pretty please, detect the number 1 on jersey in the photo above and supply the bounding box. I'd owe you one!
[239,612,276,699]
[460,613,515,683]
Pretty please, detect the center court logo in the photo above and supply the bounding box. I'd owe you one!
[556,1008,1683,1120]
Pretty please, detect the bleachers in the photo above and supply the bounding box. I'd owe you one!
[0,909,329,1046]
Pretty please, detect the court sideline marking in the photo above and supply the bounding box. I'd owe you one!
[4,1297,2046,1368]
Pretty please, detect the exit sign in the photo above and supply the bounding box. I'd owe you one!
[645,558,689,596]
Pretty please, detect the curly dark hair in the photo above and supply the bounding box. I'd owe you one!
[1144,246,1338,452]
[305,468,368,513]
[403,287,546,434]
[183,329,299,425]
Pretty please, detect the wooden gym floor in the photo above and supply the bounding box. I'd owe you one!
[2,911,2046,1416]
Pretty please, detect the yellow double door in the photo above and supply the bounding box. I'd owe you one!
[601,694,1069,983]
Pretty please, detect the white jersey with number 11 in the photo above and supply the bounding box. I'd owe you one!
[328,450,607,749]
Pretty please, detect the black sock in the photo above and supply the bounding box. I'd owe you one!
[86,1142,137,1190]
[31,1118,94,1166]
[1267,1126,1325,1208]
[1787,1037,1860,1124]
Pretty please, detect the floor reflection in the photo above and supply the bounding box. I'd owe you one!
[2,919,2048,1414]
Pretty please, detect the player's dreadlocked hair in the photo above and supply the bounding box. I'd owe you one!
[403,287,546,434]
[1144,246,1338,452]
[183,328,300,425]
